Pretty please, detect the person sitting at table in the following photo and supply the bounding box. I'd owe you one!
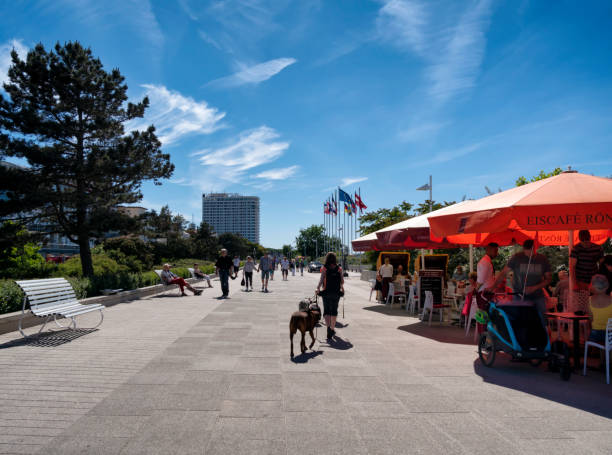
[588,274,612,347]
[462,272,479,320]
[452,265,468,284]
[465,272,478,294]
[378,257,394,301]
[553,269,569,310]
[598,255,612,295]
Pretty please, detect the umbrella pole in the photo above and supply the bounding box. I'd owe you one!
[469,244,474,273]
[568,229,574,309]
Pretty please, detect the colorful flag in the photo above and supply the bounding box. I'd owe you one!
[324,201,330,214]
[332,195,338,215]
[338,187,352,203]
[351,200,357,214]
[344,203,352,215]
[355,192,367,211]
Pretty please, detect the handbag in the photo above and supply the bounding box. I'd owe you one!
[241,278,245,286]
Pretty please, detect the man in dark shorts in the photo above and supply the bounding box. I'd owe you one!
[259,252,272,292]
[570,230,604,291]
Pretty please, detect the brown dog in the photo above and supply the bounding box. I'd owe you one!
[289,307,321,358]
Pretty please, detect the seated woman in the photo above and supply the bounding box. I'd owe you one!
[462,272,479,318]
[588,274,612,346]
[193,263,213,288]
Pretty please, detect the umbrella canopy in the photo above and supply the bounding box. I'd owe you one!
[428,171,612,237]
[375,201,476,249]
[352,232,381,252]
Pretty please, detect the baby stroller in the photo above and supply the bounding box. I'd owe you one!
[477,296,572,381]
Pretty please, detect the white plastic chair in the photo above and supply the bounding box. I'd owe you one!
[421,291,447,326]
[465,296,479,341]
[386,282,406,309]
[443,282,459,311]
[583,318,612,385]
[369,279,377,301]
[406,284,417,314]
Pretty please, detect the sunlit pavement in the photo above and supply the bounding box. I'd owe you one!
[0,272,611,454]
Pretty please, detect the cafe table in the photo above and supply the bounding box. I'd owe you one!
[544,312,590,369]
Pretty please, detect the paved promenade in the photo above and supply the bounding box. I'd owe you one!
[0,272,611,454]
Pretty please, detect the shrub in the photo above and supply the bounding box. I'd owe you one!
[57,254,129,277]
[0,280,25,314]
[0,242,55,279]
[66,277,89,299]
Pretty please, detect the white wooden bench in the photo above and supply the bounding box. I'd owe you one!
[15,278,104,338]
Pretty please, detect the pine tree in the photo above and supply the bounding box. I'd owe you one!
[0,42,174,277]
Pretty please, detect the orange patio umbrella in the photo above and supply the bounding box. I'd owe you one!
[428,171,612,238]
[428,170,612,299]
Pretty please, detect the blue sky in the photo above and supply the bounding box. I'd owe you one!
[1,0,612,247]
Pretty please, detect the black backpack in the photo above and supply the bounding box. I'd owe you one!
[324,266,342,295]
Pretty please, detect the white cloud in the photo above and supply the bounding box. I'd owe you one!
[340,177,368,186]
[129,84,225,145]
[198,30,222,50]
[254,165,299,180]
[376,0,493,103]
[0,39,28,88]
[209,58,297,87]
[398,121,449,142]
[427,0,492,102]
[376,0,427,55]
[198,126,288,171]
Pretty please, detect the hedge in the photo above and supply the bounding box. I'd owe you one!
[0,267,194,315]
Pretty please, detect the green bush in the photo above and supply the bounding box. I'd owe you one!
[0,242,55,279]
[66,277,89,299]
[57,254,129,277]
[0,280,25,314]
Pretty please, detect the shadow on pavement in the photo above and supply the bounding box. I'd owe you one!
[397,322,476,345]
[326,336,353,350]
[291,350,323,363]
[473,358,612,419]
[363,304,415,317]
[0,328,98,349]
[334,321,349,328]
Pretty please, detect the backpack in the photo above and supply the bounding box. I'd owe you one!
[324,266,342,295]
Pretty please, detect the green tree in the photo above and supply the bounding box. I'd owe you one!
[515,168,563,186]
[295,224,328,258]
[0,41,173,277]
[359,201,414,235]
[414,200,456,215]
[282,244,294,258]
[218,232,251,258]
[191,222,220,260]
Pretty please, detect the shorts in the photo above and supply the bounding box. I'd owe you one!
[323,294,340,317]
[261,270,270,279]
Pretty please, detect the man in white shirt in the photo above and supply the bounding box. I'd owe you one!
[281,257,290,281]
[477,242,499,292]
[378,257,394,300]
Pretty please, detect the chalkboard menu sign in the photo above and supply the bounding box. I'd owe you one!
[419,269,444,306]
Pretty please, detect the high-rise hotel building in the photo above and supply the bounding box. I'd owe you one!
[201,193,260,244]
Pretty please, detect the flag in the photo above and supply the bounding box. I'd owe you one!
[332,195,338,215]
[344,203,351,215]
[338,187,352,203]
[416,182,431,191]
[324,201,330,214]
[355,192,367,211]
[351,200,357,214]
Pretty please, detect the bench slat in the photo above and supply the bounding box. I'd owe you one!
[30,294,78,307]
[28,290,77,303]
[24,285,75,296]
[15,278,67,285]
[34,302,84,316]
[60,304,104,317]
[16,280,69,290]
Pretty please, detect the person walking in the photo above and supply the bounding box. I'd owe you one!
[242,256,255,291]
[259,252,272,292]
[281,257,290,281]
[299,258,304,276]
[291,259,296,276]
[317,252,344,340]
[232,255,241,279]
[269,255,276,281]
[161,264,202,296]
[215,248,234,299]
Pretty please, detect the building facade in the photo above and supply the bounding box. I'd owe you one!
[202,193,260,244]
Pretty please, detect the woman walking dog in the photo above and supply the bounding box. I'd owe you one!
[316,252,344,340]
